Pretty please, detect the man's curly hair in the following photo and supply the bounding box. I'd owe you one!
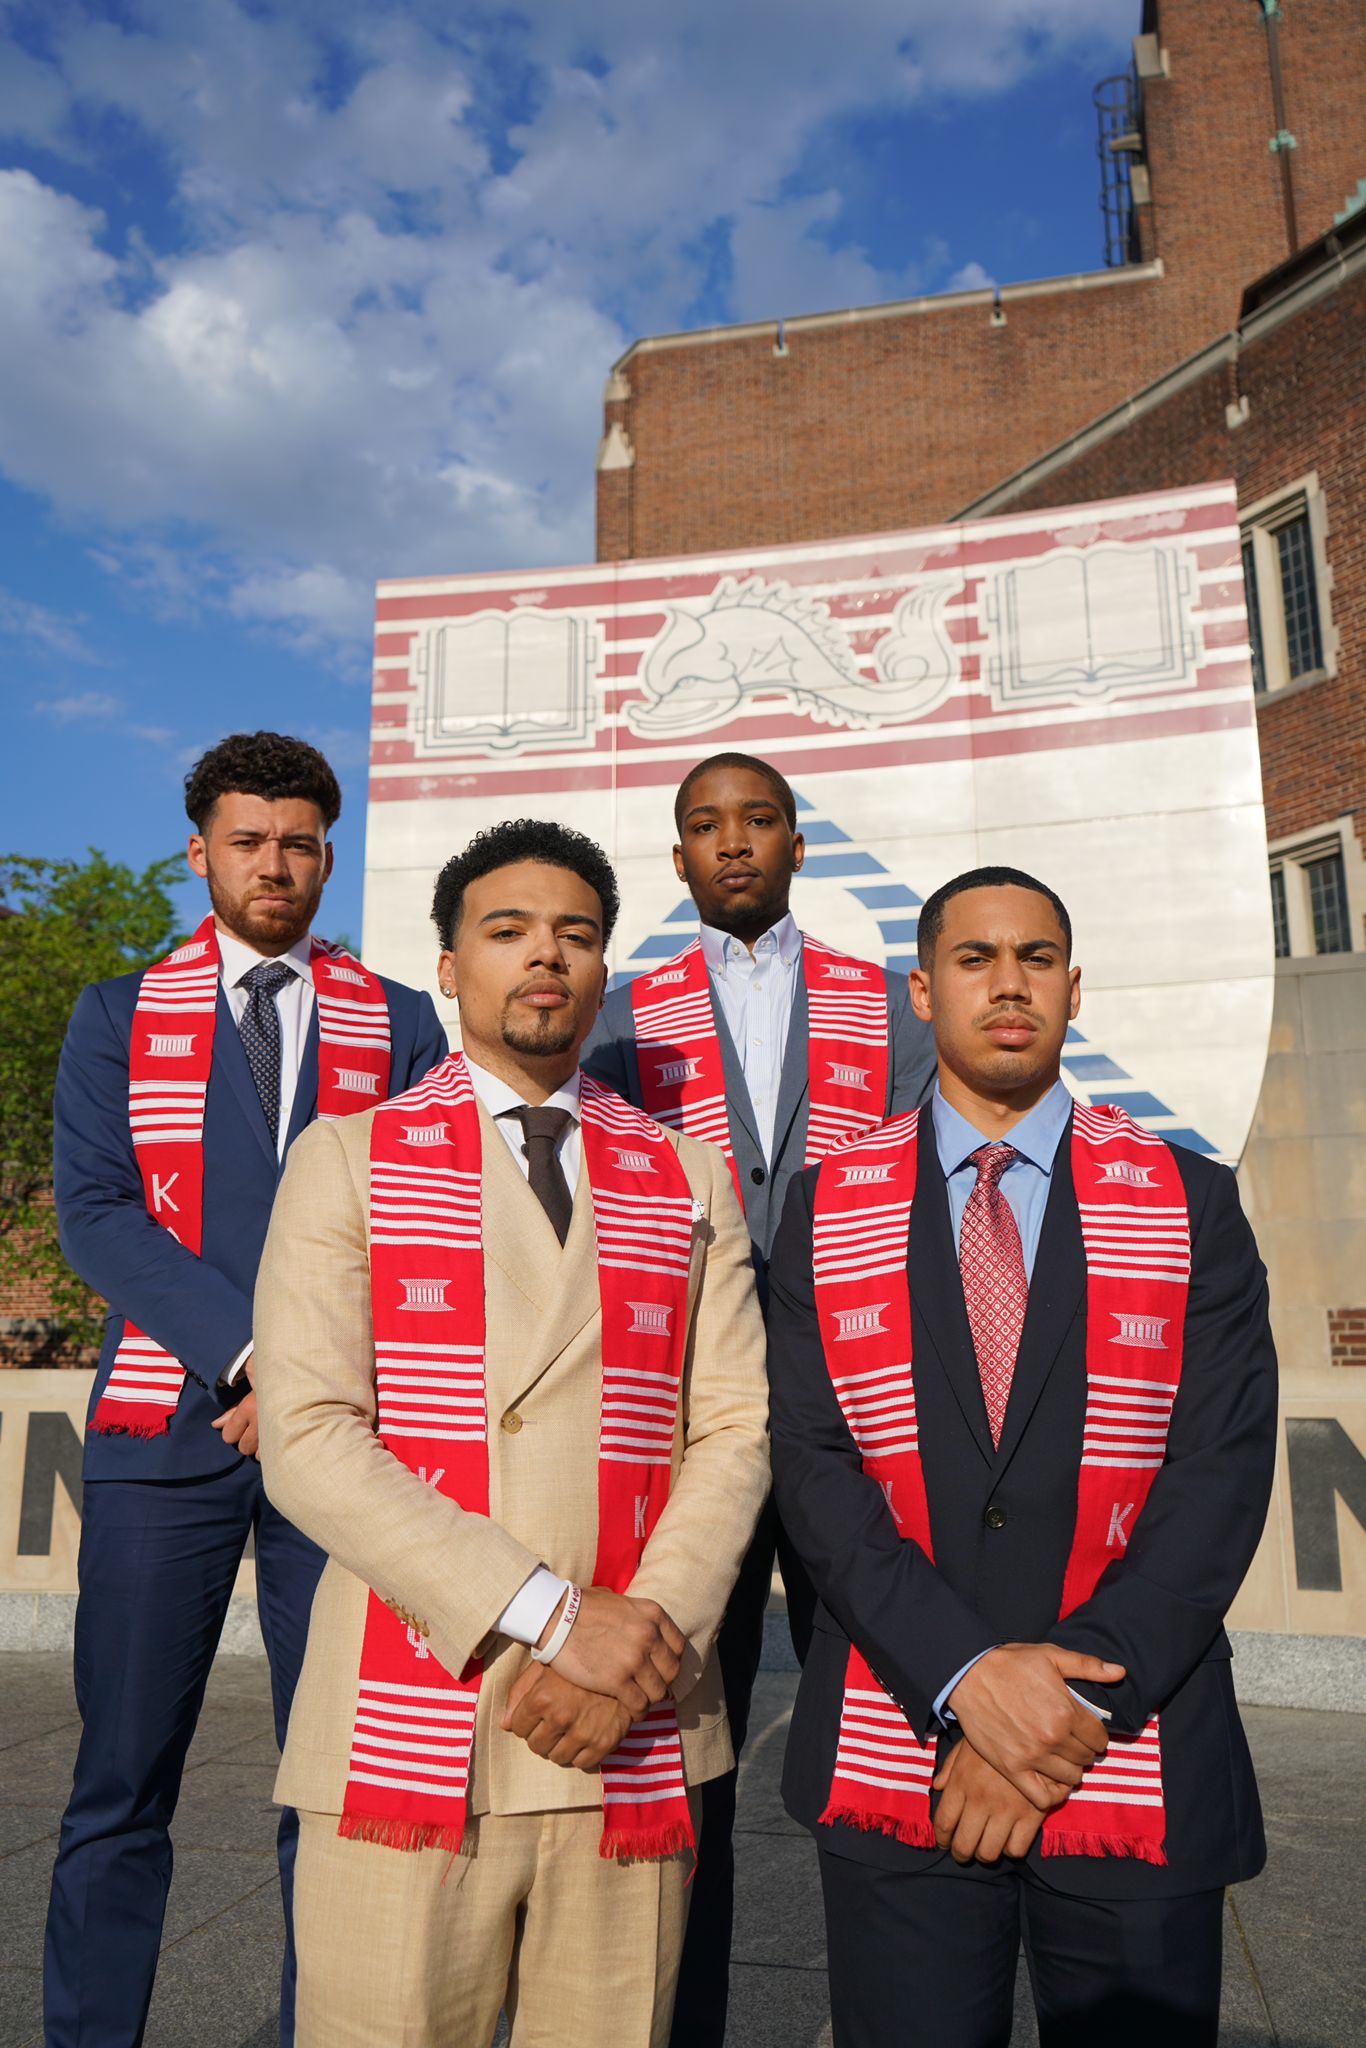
[432,819,620,950]
[184,732,342,831]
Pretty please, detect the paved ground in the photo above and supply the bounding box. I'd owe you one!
[1,1650,1362,2047]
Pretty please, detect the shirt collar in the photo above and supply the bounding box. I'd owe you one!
[463,1055,582,1126]
[932,1076,1073,1179]
[216,926,315,990]
[698,909,801,975]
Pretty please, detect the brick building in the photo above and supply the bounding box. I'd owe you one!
[597,0,1366,560]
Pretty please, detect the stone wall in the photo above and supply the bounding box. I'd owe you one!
[1231,955,1366,1640]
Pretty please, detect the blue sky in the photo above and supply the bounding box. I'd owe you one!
[0,0,1133,943]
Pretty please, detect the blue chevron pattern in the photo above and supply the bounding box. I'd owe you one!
[609,787,1216,1157]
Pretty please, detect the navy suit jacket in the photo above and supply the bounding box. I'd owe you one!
[56,960,448,1481]
[583,946,934,1279]
[768,1119,1278,1898]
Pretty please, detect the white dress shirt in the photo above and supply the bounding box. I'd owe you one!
[217,926,316,1162]
[463,1056,582,1195]
[698,911,802,1163]
[217,928,316,1392]
[464,1056,583,1649]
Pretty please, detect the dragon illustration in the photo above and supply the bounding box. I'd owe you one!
[624,575,961,737]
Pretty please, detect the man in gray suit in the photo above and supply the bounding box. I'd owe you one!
[583,750,934,2047]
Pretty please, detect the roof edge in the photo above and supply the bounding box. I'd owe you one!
[610,259,1165,372]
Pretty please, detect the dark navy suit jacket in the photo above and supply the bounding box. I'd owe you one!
[56,961,448,1481]
[769,1120,1278,1898]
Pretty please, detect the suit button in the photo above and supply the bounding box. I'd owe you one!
[501,1410,523,1435]
[750,1166,766,1186]
[984,1505,1007,1531]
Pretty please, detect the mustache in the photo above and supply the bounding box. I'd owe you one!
[978,1006,1040,1027]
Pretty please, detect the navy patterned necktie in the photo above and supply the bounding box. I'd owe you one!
[237,960,293,1145]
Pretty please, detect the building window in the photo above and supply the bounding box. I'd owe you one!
[1305,848,1350,955]
[1269,822,1364,958]
[1240,476,1337,698]
[1269,865,1289,959]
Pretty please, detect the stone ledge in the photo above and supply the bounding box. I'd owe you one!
[5,1594,1360,1710]
[0,1591,263,1655]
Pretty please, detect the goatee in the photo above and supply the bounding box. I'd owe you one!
[501,1012,579,1059]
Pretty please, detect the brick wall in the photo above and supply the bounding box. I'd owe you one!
[1329,1310,1366,1368]
[989,252,1366,853]
[0,1197,99,1370]
[598,0,1366,562]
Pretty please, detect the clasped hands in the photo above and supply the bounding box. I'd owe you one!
[932,1642,1125,1866]
[499,1585,684,1774]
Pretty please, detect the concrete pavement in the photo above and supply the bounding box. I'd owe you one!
[1,1652,1361,2046]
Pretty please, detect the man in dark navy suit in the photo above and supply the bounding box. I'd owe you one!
[769,866,1277,2048]
[584,753,934,2048]
[43,731,447,2048]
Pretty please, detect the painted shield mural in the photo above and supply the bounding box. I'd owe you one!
[365,480,1273,1163]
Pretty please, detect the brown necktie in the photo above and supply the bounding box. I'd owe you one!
[510,1105,574,1246]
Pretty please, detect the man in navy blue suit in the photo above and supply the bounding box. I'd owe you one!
[43,731,448,2048]
[768,867,1277,2047]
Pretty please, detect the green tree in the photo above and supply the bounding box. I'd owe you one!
[0,850,184,1347]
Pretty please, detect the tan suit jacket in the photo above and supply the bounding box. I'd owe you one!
[254,1092,770,1819]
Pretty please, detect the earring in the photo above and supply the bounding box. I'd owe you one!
[440,985,453,998]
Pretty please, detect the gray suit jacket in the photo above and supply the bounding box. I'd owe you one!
[583,944,935,1276]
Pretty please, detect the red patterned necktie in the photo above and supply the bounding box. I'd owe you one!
[958,1144,1028,1448]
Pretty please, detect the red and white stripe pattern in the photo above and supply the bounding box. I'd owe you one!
[1058,1716,1164,1816]
[828,1685,938,1805]
[91,919,392,1437]
[812,1103,1191,1864]
[802,938,893,1157]
[369,483,1252,807]
[599,1700,689,1828]
[314,943,393,1108]
[343,1056,696,1861]
[346,1678,478,1818]
[631,934,889,1204]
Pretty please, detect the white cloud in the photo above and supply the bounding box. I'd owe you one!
[947,260,996,292]
[0,0,1134,654]
[34,689,121,723]
[0,585,100,663]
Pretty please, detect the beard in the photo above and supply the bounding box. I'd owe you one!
[205,865,320,951]
[500,998,580,1060]
[695,870,790,939]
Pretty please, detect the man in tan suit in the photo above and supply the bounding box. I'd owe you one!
[255,818,769,2048]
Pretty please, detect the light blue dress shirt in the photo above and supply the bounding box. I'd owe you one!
[699,911,802,1164]
[928,1076,1086,1722]
[933,1076,1074,1279]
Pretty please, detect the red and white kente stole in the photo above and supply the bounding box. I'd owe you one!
[90,914,391,1438]
[630,934,890,1200]
[340,1055,696,1863]
[813,1103,1190,1864]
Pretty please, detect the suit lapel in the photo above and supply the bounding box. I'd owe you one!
[908,1153,995,1466]
[479,1103,601,1408]
[768,965,810,1171]
[211,986,277,1168]
[283,1001,320,1155]
[993,1117,1085,1472]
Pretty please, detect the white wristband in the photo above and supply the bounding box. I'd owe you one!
[530,1582,582,1665]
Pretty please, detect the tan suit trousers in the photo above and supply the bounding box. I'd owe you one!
[294,1795,701,2048]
